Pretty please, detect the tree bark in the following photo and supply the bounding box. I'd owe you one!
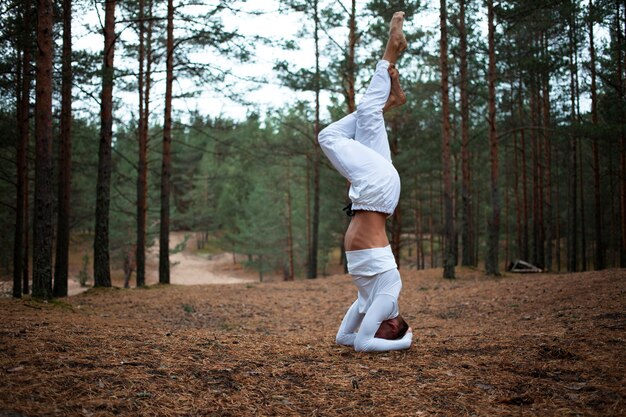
[589,0,604,270]
[285,162,294,281]
[440,0,455,279]
[430,181,434,268]
[616,0,626,267]
[514,126,522,261]
[542,30,553,272]
[391,206,402,266]
[555,144,561,271]
[13,0,31,298]
[567,12,578,272]
[32,0,54,299]
[136,0,148,287]
[530,76,539,266]
[459,0,474,267]
[345,0,357,114]
[341,0,357,274]
[518,77,529,261]
[94,0,116,288]
[53,0,72,297]
[573,21,587,271]
[23,156,30,294]
[485,0,500,276]
[308,0,321,279]
[160,0,174,284]
[579,136,587,270]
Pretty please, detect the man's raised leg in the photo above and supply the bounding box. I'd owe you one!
[355,12,407,161]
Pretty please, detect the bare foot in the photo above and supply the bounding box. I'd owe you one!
[383,65,407,112]
[383,12,407,64]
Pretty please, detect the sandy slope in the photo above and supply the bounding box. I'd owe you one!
[0,232,254,297]
[145,232,255,286]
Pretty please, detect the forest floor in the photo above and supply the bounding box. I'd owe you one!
[0,245,625,416]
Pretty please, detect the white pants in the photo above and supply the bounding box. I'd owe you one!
[318,60,400,215]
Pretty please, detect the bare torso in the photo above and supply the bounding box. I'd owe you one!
[344,211,389,251]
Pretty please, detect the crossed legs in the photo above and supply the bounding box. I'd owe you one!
[319,11,407,171]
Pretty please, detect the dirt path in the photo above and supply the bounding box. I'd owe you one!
[64,232,254,296]
[144,232,255,287]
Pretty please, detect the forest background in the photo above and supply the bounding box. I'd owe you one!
[0,0,625,299]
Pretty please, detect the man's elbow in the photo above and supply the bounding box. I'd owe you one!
[335,333,352,346]
[353,337,372,352]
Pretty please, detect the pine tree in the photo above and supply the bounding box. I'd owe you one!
[485,0,500,276]
[53,0,73,297]
[159,0,174,284]
[13,0,32,298]
[32,0,54,299]
[440,0,455,279]
[94,0,116,287]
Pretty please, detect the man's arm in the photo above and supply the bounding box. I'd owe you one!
[353,295,413,352]
[335,300,363,346]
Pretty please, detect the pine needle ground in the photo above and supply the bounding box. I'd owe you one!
[1,269,624,416]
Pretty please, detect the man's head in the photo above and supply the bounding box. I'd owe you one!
[375,315,409,340]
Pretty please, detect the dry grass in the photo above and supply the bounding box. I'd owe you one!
[1,268,625,416]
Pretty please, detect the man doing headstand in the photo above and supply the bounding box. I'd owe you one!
[318,12,413,352]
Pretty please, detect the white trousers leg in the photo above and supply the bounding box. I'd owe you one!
[355,60,392,162]
[318,60,400,215]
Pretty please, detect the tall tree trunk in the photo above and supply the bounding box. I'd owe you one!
[542,30,553,271]
[573,24,587,271]
[530,75,540,266]
[518,77,529,261]
[160,0,174,284]
[589,0,604,270]
[308,0,321,279]
[305,157,311,269]
[535,72,545,269]
[430,181,434,268]
[555,145,561,271]
[32,0,54,299]
[485,0,500,276]
[609,141,618,266]
[617,0,626,267]
[567,12,578,272]
[414,185,423,269]
[23,158,30,294]
[341,0,357,274]
[514,128,522,260]
[136,0,148,287]
[93,0,116,287]
[440,0,455,279]
[345,0,357,114]
[285,162,294,281]
[459,0,474,267]
[505,144,511,268]
[391,206,402,266]
[13,0,31,298]
[53,0,72,297]
[579,137,587,270]
[140,0,153,285]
